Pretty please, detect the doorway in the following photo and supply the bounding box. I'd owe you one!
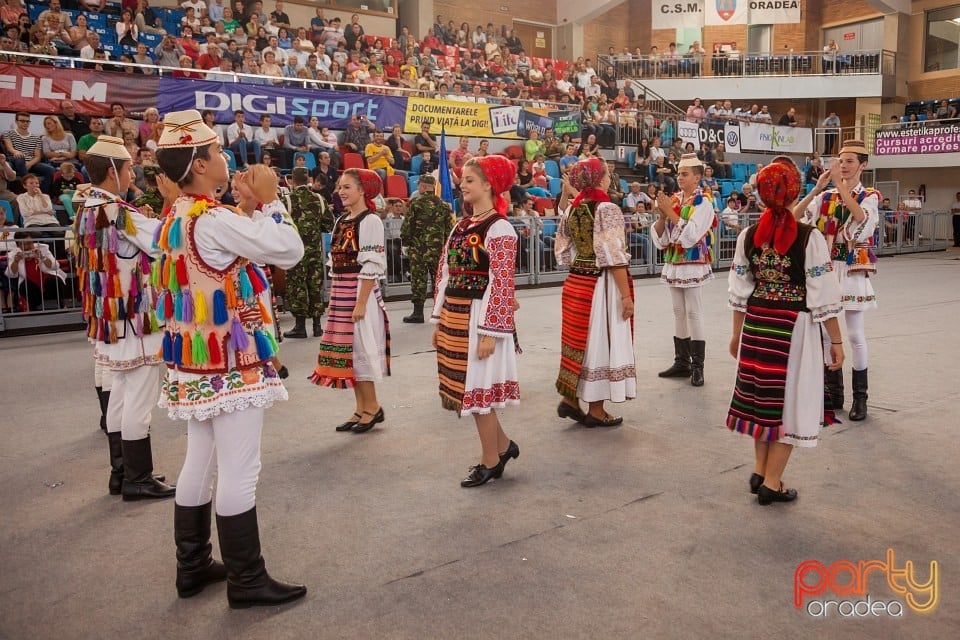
[512,21,553,59]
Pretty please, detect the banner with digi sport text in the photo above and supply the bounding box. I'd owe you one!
[705,0,749,25]
[738,122,812,153]
[0,62,160,116]
[403,97,580,140]
[155,77,408,128]
[873,122,960,155]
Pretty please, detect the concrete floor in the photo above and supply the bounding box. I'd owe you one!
[1,251,957,640]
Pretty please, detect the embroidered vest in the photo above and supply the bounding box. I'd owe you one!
[330,210,374,274]
[444,215,499,299]
[152,195,277,374]
[74,189,160,344]
[664,190,715,265]
[817,188,879,274]
[744,223,814,312]
[566,203,601,276]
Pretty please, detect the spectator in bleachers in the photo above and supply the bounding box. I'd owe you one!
[778,107,798,127]
[365,129,396,183]
[51,159,80,201]
[685,97,706,123]
[41,115,79,170]
[38,0,70,31]
[0,152,19,221]
[699,164,718,196]
[713,142,731,179]
[56,100,89,143]
[17,173,59,227]
[270,1,290,30]
[720,196,742,236]
[651,152,677,194]
[179,25,202,60]
[116,9,139,46]
[105,102,137,140]
[251,113,277,162]
[282,115,310,164]
[1,0,24,29]
[67,13,92,52]
[577,133,599,160]
[319,16,342,56]
[935,99,957,120]
[196,37,223,69]
[154,34,184,66]
[260,49,283,81]
[4,230,64,310]
[225,110,253,169]
[134,0,165,35]
[823,39,839,74]
[219,7,240,34]
[76,116,102,162]
[805,157,824,184]
[5,113,55,191]
[339,112,374,154]
[624,181,650,213]
[471,24,485,48]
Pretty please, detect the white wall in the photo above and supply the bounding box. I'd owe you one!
[556,0,624,25]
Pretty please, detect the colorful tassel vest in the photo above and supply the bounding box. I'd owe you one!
[330,211,372,274]
[663,190,715,265]
[73,188,161,344]
[817,188,879,274]
[152,195,278,374]
[444,215,499,299]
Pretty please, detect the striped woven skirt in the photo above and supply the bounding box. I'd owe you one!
[437,296,472,412]
[556,272,598,402]
[726,306,798,441]
[437,295,520,415]
[310,272,391,389]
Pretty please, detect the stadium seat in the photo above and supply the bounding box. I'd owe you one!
[342,152,365,170]
[0,199,13,224]
[543,160,560,178]
[385,175,409,200]
[505,145,524,161]
[548,177,562,197]
[410,155,423,176]
[223,149,237,171]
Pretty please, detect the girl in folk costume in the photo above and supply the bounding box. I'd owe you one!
[727,160,844,505]
[793,139,879,421]
[154,110,307,608]
[74,136,176,501]
[432,155,521,488]
[554,157,636,427]
[651,153,716,387]
[310,168,391,433]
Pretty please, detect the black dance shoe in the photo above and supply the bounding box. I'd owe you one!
[335,413,361,432]
[493,440,519,479]
[757,483,798,506]
[557,401,587,423]
[352,407,385,433]
[277,365,289,379]
[461,462,503,488]
[583,413,623,428]
[749,473,764,495]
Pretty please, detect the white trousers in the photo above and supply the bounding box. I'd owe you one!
[821,310,868,370]
[175,408,263,517]
[94,359,112,390]
[106,365,159,440]
[670,286,705,341]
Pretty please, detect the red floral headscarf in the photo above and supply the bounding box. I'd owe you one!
[754,160,802,255]
[344,168,383,212]
[568,157,611,208]
[468,154,516,215]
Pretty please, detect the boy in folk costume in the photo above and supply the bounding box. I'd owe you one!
[74,136,176,501]
[793,140,880,421]
[154,110,307,608]
[651,153,717,387]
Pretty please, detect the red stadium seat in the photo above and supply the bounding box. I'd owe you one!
[385,174,409,200]
[342,152,365,170]
[504,145,524,161]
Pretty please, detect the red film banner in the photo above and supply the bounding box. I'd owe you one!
[0,63,160,116]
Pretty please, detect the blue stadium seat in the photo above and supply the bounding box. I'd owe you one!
[140,32,162,47]
[294,151,316,171]
[410,155,423,176]
[626,150,636,168]
[223,149,237,171]
[407,175,418,195]
[548,177,562,197]
[27,4,44,22]
[0,199,13,224]
[543,159,560,178]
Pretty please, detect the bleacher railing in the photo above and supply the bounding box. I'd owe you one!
[598,49,894,80]
[2,210,951,335]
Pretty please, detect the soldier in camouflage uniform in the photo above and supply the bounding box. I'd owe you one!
[132,165,164,214]
[400,174,453,323]
[283,167,336,338]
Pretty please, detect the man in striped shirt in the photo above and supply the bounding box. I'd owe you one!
[3,113,56,192]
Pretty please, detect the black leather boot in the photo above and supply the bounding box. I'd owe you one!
[96,386,109,433]
[312,317,323,337]
[690,340,706,387]
[402,302,425,323]
[658,336,692,378]
[283,316,307,339]
[108,430,124,495]
[823,366,844,413]
[121,436,176,501]
[175,502,228,598]
[848,368,868,421]
[216,507,306,609]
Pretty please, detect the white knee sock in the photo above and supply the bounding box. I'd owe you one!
[670,287,689,338]
[213,409,264,517]
[845,310,868,370]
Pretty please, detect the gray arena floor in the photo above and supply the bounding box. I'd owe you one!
[1,250,957,639]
